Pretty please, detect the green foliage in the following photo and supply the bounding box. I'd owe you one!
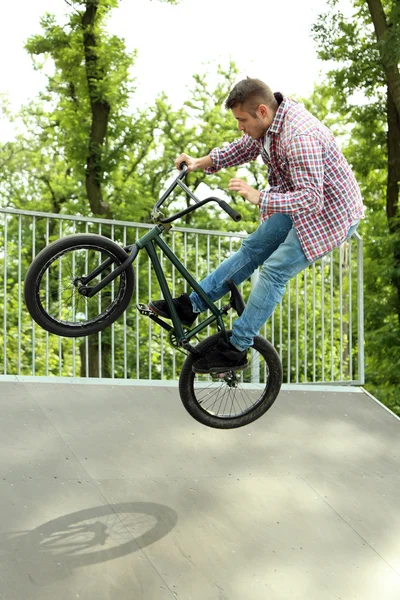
[312,2,384,96]
[311,0,400,415]
[1,0,176,219]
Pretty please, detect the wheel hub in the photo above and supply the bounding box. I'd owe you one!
[72,277,91,296]
[211,371,241,387]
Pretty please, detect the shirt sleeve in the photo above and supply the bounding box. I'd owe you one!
[259,135,325,217]
[204,135,261,173]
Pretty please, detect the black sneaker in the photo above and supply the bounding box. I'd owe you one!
[149,293,197,327]
[192,338,248,374]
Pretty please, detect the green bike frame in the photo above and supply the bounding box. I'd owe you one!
[136,223,228,345]
[79,164,242,349]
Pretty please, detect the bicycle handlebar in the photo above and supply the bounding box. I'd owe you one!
[154,163,188,212]
[153,162,242,224]
[159,196,241,224]
[218,200,242,222]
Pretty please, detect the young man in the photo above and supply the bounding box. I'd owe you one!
[150,78,364,374]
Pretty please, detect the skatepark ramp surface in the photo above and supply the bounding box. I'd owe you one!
[0,378,399,600]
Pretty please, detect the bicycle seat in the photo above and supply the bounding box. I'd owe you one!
[226,279,245,316]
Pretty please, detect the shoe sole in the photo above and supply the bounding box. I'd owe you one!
[192,361,249,374]
[148,302,195,328]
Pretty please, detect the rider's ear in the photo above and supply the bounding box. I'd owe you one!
[257,104,269,118]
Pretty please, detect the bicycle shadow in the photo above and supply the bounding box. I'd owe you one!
[0,502,177,586]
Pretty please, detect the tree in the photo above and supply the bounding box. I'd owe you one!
[312,0,400,413]
[0,1,257,379]
[0,0,184,378]
[0,0,179,221]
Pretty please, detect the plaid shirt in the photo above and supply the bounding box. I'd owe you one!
[205,97,364,262]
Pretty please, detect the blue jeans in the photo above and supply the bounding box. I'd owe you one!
[190,214,359,351]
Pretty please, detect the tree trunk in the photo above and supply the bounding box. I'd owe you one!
[81,0,112,217]
[366,0,400,120]
[386,86,400,322]
[80,337,112,377]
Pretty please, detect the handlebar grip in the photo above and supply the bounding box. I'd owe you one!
[179,162,188,171]
[219,201,242,222]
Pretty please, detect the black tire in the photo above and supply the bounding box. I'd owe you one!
[24,234,135,338]
[179,331,282,429]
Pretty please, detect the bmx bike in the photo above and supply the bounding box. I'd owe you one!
[24,165,282,429]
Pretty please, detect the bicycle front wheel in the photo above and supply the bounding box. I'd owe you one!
[179,331,282,429]
[24,234,135,337]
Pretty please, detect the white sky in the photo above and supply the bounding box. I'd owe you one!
[0,0,339,140]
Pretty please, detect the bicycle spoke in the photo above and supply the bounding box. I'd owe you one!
[192,349,270,419]
[37,245,126,328]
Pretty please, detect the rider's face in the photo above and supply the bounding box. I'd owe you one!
[231,104,272,140]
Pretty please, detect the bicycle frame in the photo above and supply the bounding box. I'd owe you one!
[136,223,228,345]
[76,164,243,349]
[77,222,228,348]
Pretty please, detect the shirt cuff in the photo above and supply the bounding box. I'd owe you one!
[259,189,270,214]
[204,148,220,174]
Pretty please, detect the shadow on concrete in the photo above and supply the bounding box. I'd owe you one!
[0,502,177,586]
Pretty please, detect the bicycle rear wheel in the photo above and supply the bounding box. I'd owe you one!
[24,234,134,337]
[179,331,282,429]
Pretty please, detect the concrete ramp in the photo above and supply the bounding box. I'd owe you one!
[0,379,399,599]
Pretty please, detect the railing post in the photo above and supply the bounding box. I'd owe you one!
[356,233,365,385]
[250,269,260,384]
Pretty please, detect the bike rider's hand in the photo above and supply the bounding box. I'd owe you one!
[175,154,197,172]
[228,178,261,206]
[175,153,213,173]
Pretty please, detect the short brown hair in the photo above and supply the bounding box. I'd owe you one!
[225,78,278,116]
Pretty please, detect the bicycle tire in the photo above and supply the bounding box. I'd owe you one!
[178,331,282,429]
[24,234,134,337]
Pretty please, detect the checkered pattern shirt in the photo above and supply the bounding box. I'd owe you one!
[205,97,364,262]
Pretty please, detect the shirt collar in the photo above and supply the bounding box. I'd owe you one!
[268,96,289,136]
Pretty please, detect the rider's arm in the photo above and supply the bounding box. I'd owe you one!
[259,135,325,217]
[204,135,261,174]
[193,155,214,170]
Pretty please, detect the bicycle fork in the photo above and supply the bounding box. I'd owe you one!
[74,244,139,297]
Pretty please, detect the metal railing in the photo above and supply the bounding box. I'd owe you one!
[0,207,364,385]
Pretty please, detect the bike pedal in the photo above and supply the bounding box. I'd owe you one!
[137,303,173,333]
[137,303,155,316]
